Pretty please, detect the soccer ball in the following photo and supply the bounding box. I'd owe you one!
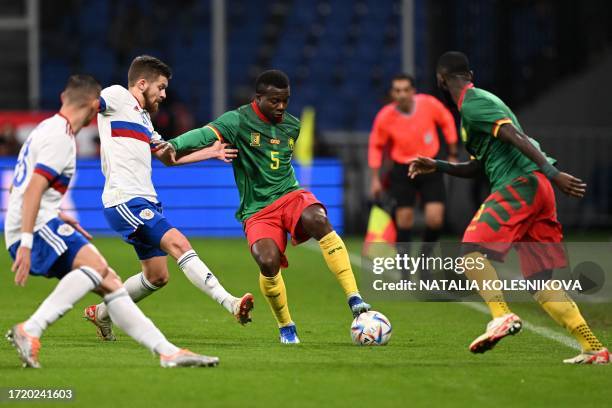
[350,311,392,346]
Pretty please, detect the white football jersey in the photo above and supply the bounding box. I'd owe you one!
[98,85,161,207]
[4,114,76,248]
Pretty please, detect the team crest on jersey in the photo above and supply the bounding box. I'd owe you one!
[57,224,75,237]
[288,137,295,151]
[250,133,261,147]
[139,209,155,220]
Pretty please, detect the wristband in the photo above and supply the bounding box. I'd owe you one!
[435,160,453,173]
[540,162,560,180]
[20,232,33,249]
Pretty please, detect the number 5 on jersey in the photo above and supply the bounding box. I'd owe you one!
[270,151,280,170]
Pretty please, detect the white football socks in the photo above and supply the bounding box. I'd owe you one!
[177,250,236,313]
[104,287,180,356]
[23,267,103,338]
[95,272,159,320]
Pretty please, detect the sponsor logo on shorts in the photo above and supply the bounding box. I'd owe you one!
[57,224,75,236]
[139,209,155,220]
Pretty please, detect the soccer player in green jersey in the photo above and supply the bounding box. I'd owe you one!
[166,70,371,343]
[409,51,609,364]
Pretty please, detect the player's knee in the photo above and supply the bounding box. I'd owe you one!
[303,208,328,227]
[256,253,281,275]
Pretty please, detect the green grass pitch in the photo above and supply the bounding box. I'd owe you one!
[0,237,610,407]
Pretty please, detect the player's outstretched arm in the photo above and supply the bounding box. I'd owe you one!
[497,123,586,198]
[408,156,481,179]
[12,174,48,286]
[166,141,238,166]
[170,127,218,152]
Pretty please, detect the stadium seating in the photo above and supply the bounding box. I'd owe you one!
[38,0,402,131]
[36,0,570,131]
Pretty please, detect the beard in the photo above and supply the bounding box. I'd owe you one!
[143,89,160,112]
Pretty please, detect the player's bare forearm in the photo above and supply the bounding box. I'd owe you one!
[409,157,479,179]
[497,123,554,173]
[162,141,238,166]
[20,174,48,234]
[497,124,550,169]
[172,147,222,165]
[497,123,586,197]
[437,159,481,178]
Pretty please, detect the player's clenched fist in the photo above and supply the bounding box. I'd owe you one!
[408,156,437,179]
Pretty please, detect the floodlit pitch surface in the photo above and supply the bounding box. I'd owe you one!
[0,237,610,407]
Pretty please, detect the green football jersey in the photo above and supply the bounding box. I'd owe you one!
[459,84,556,192]
[169,102,302,221]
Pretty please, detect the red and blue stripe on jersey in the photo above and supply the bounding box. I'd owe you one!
[34,163,71,194]
[110,121,152,143]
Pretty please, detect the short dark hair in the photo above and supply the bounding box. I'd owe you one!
[391,73,416,87]
[63,74,101,105]
[255,70,290,94]
[128,55,172,86]
[437,51,471,75]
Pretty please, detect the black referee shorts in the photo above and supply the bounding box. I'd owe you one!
[388,161,446,207]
